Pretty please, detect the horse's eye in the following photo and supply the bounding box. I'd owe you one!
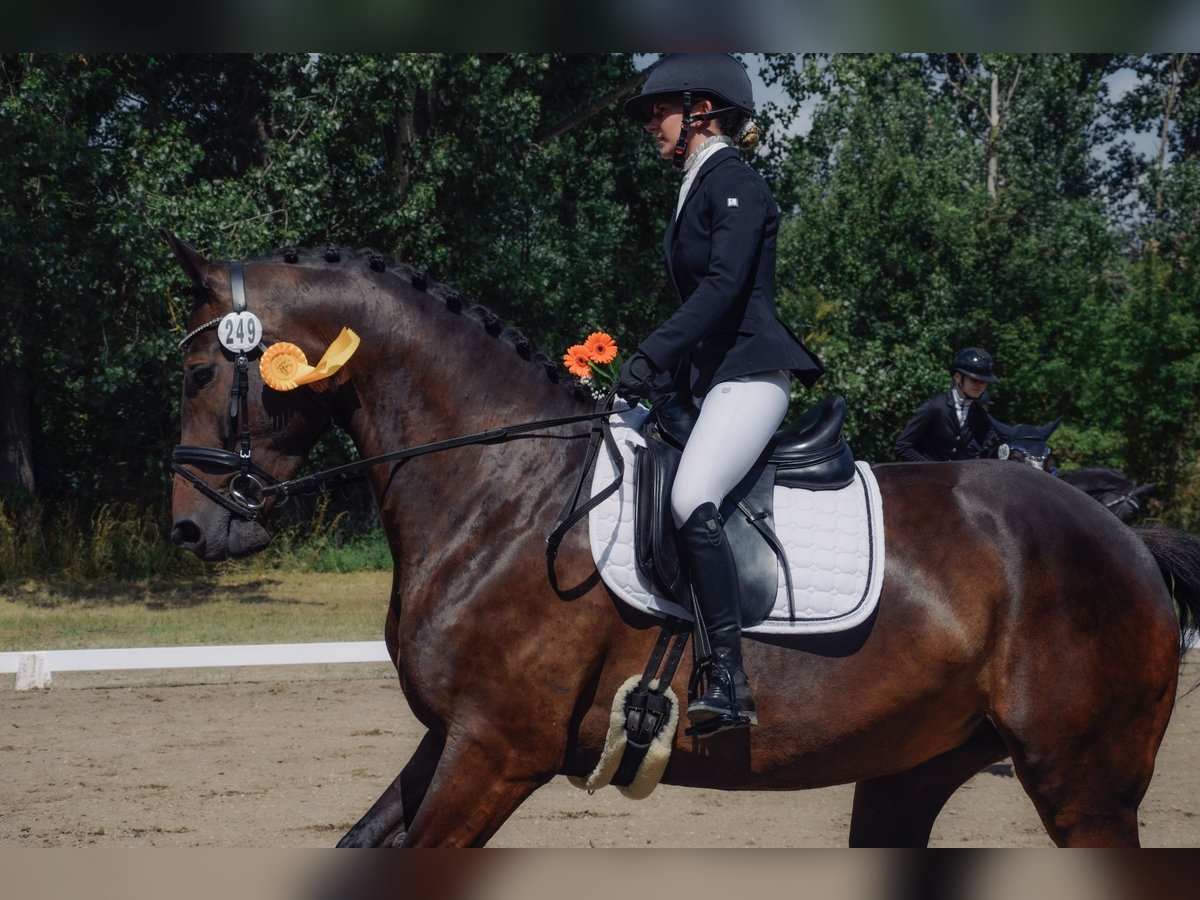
[187,365,216,391]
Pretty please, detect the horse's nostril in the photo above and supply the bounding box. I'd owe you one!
[171,520,201,546]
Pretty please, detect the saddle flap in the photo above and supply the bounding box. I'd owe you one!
[634,435,687,604]
[724,464,783,626]
[634,426,781,628]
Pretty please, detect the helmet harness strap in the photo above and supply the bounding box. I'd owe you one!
[671,91,693,169]
[671,89,738,170]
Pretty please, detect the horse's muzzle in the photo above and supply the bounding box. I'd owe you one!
[171,515,272,561]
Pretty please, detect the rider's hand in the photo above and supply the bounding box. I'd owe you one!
[615,351,659,403]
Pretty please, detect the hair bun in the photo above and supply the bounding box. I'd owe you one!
[737,119,762,151]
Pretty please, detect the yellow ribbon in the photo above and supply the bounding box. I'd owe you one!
[259,327,360,391]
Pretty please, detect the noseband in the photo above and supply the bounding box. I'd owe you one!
[172,262,281,522]
[1103,491,1140,517]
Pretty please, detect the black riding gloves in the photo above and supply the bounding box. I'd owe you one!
[615,351,660,403]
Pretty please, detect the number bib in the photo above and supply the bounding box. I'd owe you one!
[218,311,263,353]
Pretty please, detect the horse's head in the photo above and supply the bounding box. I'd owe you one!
[1097,481,1158,524]
[987,414,1063,472]
[1057,466,1157,524]
[166,232,347,560]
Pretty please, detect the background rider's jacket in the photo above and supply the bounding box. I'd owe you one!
[893,388,996,462]
[637,146,824,400]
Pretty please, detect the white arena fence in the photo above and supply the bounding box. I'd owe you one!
[5,635,1198,691]
[1,641,391,690]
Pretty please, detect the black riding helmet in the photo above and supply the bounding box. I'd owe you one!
[623,53,755,168]
[951,347,999,383]
[623,53,756,122]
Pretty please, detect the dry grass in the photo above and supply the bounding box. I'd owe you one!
[0,569,393,651]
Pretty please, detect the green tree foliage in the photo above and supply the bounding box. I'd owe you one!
[1102,54,1200,524]
[2,52,1200,535]
[2,54,186,507]
[766,55,981,454]
[0,52,674,524]
[765,53,1200,530]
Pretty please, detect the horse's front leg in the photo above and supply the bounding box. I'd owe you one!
[399,723,560,847]
[337,729,444,847]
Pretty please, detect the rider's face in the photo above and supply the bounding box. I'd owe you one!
[956,373,988,399]
[644,97,716,161]
[645,100,684,160]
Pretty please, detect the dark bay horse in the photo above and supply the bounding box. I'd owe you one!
[166,234,1200,847]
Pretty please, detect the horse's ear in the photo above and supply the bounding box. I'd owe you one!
[987,413,1016,439]
[162,229,215,292]
[1028,415,1065,440]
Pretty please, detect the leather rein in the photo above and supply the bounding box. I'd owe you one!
[172,262,628,533]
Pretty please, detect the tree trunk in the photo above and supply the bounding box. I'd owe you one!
[1155,53,1188,212]
[0,365,36,495]
[395,87,415,199]
[987,71,999,198]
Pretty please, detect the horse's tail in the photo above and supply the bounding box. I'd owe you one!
[1135,526,1200,662]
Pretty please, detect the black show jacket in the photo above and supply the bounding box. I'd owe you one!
[892,388,996,462]
[637,146,824,399]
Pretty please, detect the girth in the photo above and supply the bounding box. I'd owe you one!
[633,394,856,628]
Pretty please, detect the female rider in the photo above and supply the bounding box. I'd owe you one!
[616,53,824,735]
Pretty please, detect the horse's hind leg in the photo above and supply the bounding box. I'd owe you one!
[337,729,445,848]
[1000,719,1160,847]
[849,724,1009,847]
[995,661,1175,847]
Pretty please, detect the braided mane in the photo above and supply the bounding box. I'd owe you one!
[254,245,590,400]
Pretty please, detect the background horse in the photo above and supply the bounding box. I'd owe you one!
[1058,467,1157,524]
[167,234,1200,847]
[988,415,1156,523]
[986,414,1062,472]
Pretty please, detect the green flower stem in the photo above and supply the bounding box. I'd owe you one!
[588,359,620,391]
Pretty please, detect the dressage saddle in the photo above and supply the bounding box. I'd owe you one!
[633,393,855,627]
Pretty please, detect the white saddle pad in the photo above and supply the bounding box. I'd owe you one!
[588,407,885,635]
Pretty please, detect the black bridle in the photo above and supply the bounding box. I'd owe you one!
[172,261,282,521]
[1102,489,1142,518]
[172,262,627,527]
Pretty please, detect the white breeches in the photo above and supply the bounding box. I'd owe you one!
[670,371,791,528]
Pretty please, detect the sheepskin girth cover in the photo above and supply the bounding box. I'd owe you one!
[568,674,679,800]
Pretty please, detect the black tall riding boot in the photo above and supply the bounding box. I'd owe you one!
[677,502,757,732]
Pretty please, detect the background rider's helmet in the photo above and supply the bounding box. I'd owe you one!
[951,347,999,383]
[623,53,756,123]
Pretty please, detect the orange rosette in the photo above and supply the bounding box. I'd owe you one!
[260,342,309,391]
[259,328,361,391]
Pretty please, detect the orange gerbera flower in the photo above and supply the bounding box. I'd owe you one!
[584,332,618,364]
[563,344,593,378]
